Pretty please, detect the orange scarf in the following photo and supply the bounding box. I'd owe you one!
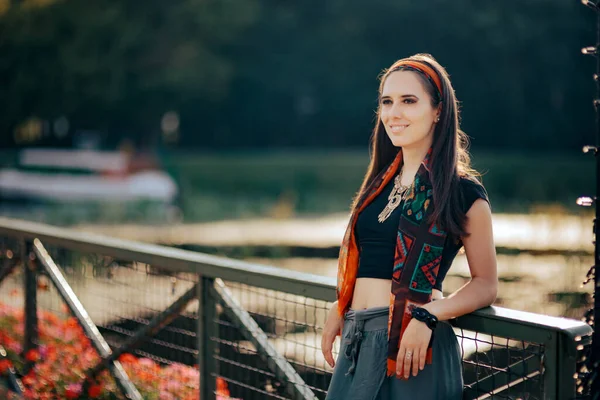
[336,148,446,377]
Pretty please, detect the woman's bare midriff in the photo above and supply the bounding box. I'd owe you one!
[350,278,443,310]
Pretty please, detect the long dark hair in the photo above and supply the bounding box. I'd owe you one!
[352,53,479,238]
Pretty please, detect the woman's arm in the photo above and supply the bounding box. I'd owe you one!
[321,300,344,368]
[422,198,498,320]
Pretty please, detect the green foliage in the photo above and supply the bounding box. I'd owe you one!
[0,0,595,150]
[162,149,594,221]
[0,0,259,145]
[216,0,593,149]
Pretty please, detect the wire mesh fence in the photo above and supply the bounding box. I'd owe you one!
[0,238,202,399]
[209,281,553,400]
[0,229,593,399]
[212,281,333,399]
[457,329,545,399]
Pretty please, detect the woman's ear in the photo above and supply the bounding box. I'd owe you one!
[433,104,442,123]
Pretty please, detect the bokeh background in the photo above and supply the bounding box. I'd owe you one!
[0,0,596,319]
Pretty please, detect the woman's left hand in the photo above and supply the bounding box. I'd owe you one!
[396,319,432,379]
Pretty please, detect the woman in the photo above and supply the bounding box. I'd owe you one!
[321,54,498,400]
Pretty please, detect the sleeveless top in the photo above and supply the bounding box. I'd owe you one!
[355,176,489,291]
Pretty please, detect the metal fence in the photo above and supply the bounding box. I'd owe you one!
[0,217,593,400]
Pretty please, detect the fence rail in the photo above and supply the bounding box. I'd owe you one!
[0,217,593,399]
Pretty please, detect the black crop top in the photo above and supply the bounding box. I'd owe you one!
[355,176,489,291]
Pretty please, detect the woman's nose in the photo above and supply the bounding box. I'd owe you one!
[390,102,405,118]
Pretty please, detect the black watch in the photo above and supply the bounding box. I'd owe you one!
[411,307,438,330]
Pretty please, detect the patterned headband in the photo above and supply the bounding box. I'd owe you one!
[390,60,443,100]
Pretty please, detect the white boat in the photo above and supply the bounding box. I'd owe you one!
[0,149,178,203]
[0,148,181,223]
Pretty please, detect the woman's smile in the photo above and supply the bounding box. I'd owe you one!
[389,124,409,133]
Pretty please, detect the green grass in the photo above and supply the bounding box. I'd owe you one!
[0,148,594,223]
[162,148,595,221]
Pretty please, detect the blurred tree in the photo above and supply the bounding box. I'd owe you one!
[0,0,259,147]
[0,0,595,151]
[204,0,593,150]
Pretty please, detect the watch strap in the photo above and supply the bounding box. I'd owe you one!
[411,307,438,330]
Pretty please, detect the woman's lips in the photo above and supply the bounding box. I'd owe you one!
[390,124,409,133]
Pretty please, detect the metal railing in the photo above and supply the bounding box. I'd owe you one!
[0,217,593,399]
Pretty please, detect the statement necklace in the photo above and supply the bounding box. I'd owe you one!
[377,169,413,223]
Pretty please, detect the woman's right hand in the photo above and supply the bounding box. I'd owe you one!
[321,301,344,368]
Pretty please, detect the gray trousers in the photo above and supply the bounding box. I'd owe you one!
[325,306,463,400]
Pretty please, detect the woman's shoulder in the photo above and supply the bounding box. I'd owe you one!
[457,175,490,213]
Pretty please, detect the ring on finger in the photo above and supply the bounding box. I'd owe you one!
[405,351,412,359]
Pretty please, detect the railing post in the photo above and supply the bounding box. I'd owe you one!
[197,276,217,399]
[542,331,558,400]
[556,333,575,400]
[557,326,592,399]
[22,239,38,373]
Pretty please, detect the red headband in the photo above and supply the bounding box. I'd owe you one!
[392,60,443,98]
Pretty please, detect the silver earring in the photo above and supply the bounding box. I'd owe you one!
[435,117,440,122]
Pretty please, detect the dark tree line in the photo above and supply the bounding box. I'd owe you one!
[0,0,594,150]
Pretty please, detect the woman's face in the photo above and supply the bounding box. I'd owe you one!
[380,70,441,150]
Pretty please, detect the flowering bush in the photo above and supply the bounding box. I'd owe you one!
[0,302,238,399]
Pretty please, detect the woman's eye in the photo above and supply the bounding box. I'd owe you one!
[381,99,392,105]
[403,98,416,104]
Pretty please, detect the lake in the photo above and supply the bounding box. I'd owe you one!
[0,149,596,318]
[71,211,594,319]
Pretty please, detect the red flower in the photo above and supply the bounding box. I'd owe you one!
[0,301,201,399]
[25,349,40,362]
[44,312,60,326]
[216,377,230,396]
[64,386,81,399]
[66,317,79,330]
[22,373,35,386]
[0,359,12,374]
[118,353,138,364]
[424,245,431,253]
[88,384,102,398]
